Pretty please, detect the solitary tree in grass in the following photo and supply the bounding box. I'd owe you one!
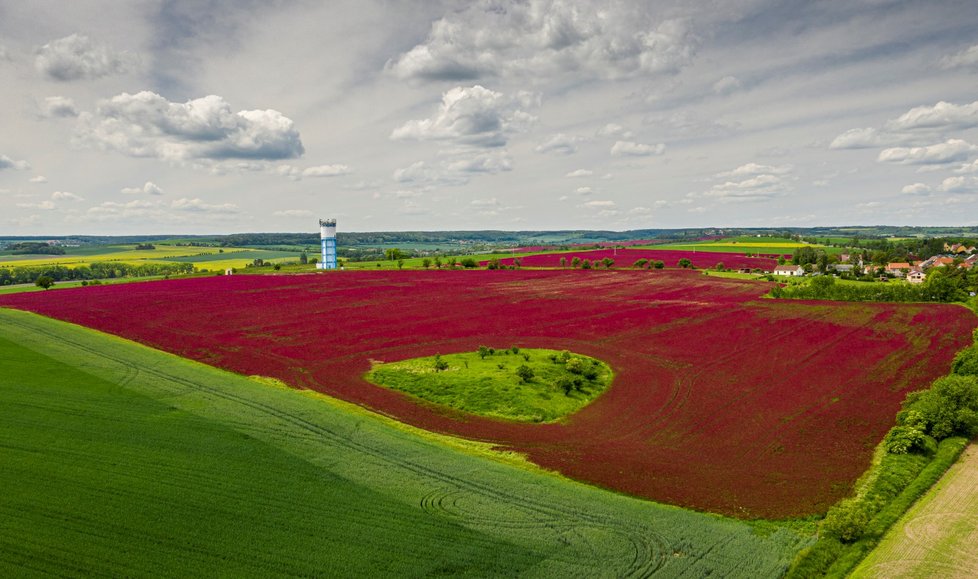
[422,258,431,269]
[516,364,534,383]
[433,355,449,372]
[478,345,490,359]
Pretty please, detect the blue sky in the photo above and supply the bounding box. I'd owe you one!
[1,0,977,235]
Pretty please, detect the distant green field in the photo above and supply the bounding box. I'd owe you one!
[162,249,300,263]
[0,309,813,576]
[368,348,613,423]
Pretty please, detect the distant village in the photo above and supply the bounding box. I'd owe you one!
[773,242,978,283]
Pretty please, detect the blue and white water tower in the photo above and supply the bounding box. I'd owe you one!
[317,218,337,269]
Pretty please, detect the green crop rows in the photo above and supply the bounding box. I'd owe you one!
[0,309,814,577]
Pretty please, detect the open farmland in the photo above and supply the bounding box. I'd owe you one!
[494,247,779,270]
[3,270,973,519]
[0,244,302,271]
[0,309,810,576]
[851,443,978,578]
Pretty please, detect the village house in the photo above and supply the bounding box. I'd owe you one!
[885,262,913,277]
[907,270,926,284]
[773,264,804,276]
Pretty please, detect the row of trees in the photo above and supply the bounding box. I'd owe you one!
[0,262,195,286]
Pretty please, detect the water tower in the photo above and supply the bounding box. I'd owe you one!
[317,218,337,269]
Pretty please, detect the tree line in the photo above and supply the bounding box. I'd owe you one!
[0,262,194,286]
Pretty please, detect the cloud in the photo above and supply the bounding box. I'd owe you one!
[16,200,56,210]
[394,150,512,187]
[877,139,978,165]
[565,169,593,178]
[75,91,304,161]
[580,200,615,208]
[29,176,48,183]
[535,133,585,155]
[51,191,83,201]
[171,197,239,213]
[718,163,793,177]
[901,183,932,195]
[576,186,593,195]
[883,101,978,133]
[40,96,78,118]
[390,85,537,148]
[35,34,134,81]
[701,163,795,203]
[121,181,164,195]
[939,176,978,193]
[0,154,31,171]
[597,123,633,139]
[276,164,352,180]
[386,3,696,82]
[830,127,885,149]
[272,209,313,217]
[610,140,665,157]
[445,152,512,174]
[712,75,742,95]
[940,45,978,69]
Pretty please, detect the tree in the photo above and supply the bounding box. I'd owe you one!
[581,259,592,270]
[433,355,449,372]
[565,357,585,374]
[385,248,404,261]
[422,258,431,269]
[460,258,477,268]
[677,258,692,269]
[632,258,649,269]
[601,257,614,269]
[653,260,664,269]
[515,364,534,383]
[299,251,308,264]
[397,259,404,269]
[34,275,54,289]
[571,257,581,268]
[559,257,568,268]
[714,262,725,271]
[434,256,443,269]
[478,345,490,359]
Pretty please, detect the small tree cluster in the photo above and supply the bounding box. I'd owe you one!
[433,354,449,372]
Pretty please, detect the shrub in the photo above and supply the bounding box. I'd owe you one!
[34,276,54,289]
[478,345,490,359]
[632,258,649,268]
[565,357,585,374]
[515,364,534,383]
[510,346,519,354]
[899,374,978,439]
[460,258,478,268]
[820,498,873,543]
[581,259,592,270]
[653,260,664,269]
[571,257,581,268]
[433,355,449,372]
[951,345,978,376]
[678,258,692,269]
[883,425,929,454]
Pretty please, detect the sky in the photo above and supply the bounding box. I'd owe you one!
[1,0,977,235]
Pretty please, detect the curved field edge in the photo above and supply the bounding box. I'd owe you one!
[0,308,814,578]
[850,442,978,578]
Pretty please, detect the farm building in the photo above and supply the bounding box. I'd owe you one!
[885,262,912,277]
[773,264,804,276]
[907,270,925,284]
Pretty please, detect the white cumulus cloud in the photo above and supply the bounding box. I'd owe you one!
[536,133,585,155]
[35,34,135,81]
[40,96,78,118]
[877,139,978,165]
[76,91,304,162]
[29,176,48,183]
[390,85,538,148]
[387,3,696,82]
[51,191,83,201]
[610,140,665,157]
[273,209,313,217]
[121,181,164,195]
[712,75,742,95]
[565,169,593,178]
[0,154,31,171]
[901,183,932,195]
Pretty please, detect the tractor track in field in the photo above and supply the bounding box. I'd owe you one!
[6,314,673,578]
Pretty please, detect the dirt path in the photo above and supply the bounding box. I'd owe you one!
[852,443,978,578]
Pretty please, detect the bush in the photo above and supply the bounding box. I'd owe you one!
[899,374,978,439]
[460,258,477,268]
[653,260,664,269]
[433,355,449,372]
[820,498,873,543]
[565,357,585,374]
[581,259,592,270]
[632,258,649,268]
[678,258,692,268]
[515,364,534,383]
[883,425,929,454]
[34,275,54,289]
[951,345,978,376]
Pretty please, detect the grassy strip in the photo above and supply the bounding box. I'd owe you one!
[786,439,968,578]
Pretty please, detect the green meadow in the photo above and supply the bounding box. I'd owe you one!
[0,308,813,577]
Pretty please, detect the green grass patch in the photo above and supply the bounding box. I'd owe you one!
[0,308,813,576]
[367,348,613,422]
